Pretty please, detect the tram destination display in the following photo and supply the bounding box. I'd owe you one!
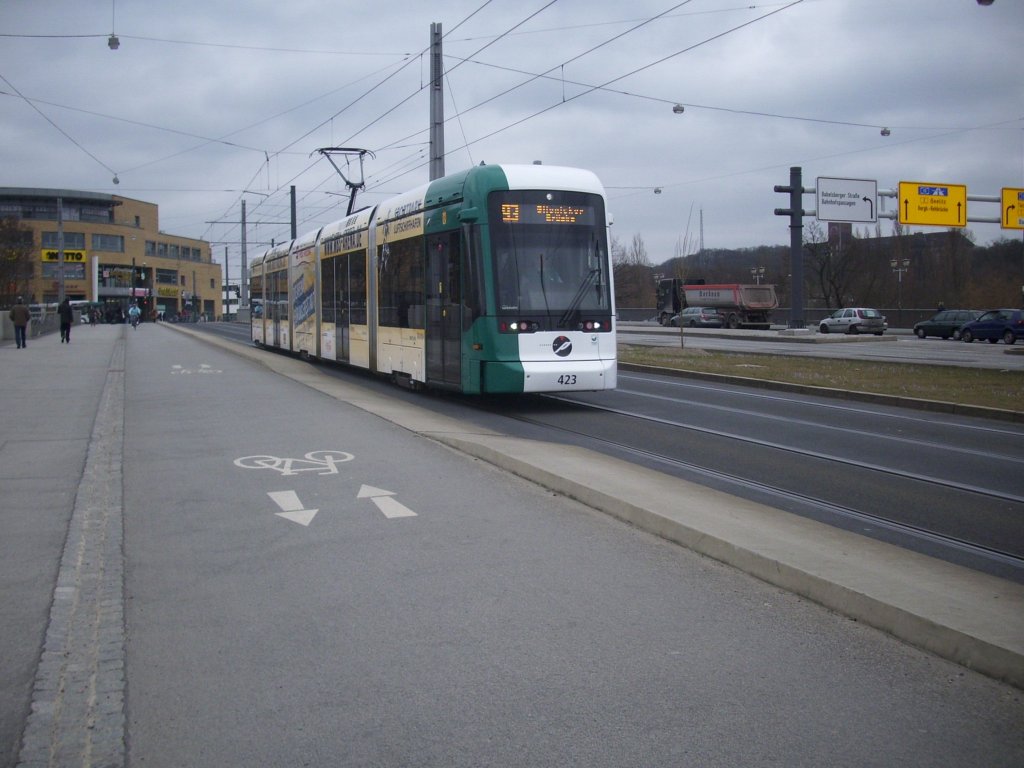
[500,202,596,226]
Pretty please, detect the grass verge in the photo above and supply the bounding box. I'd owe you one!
[619,344,1023,413]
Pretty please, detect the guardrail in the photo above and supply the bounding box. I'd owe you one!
[618,307,949,327]
[0,311,61,341]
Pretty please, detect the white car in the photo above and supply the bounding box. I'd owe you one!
[818,308,887,335]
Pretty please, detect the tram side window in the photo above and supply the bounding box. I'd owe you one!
[378,237,424,329]
[271,269,289,321]
[250,273,263,314]
[321,257,337,325]
[462,225,484,325]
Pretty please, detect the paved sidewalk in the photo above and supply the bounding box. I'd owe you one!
[0,324,126,768]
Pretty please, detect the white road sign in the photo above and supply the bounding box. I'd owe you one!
[816,177,877,223]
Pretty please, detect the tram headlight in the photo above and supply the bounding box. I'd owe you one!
[499,319,539,334]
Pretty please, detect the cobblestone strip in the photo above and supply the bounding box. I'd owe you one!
[17,341,126,768]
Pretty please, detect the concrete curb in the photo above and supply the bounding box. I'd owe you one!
[165,324,1024,689]
[432,433,1024,690]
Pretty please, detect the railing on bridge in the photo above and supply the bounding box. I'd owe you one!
[617,307,946,328]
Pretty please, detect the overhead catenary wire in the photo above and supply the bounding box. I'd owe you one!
[368,0,809,193]
[217,0,816,252]
[0,72,120,182]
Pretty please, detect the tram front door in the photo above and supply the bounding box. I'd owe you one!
[426,232,462,388]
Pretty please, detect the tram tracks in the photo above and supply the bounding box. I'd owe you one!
[502,393,1024,579]
[547,394,1024,506]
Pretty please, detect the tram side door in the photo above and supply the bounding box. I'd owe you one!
[425,232,462,387]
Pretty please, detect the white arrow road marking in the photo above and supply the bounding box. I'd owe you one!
[357,485,417,518]
[267,490,319,526]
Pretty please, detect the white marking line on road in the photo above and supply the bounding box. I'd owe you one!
[358,485,417,518]
[171,363,222,374]
[268,490,319,526]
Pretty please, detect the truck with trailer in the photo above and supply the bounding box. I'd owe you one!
[656,278,777,329]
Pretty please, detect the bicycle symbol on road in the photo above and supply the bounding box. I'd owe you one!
[233,450,354,476]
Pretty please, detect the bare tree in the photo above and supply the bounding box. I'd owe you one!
[804,221,851,308]
[0,217,35,307]
[613,233,654,307]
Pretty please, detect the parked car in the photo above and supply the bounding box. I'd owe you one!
[671,306,726,328]
[913,309,981,340]
[818,308,887,335]
[958,309,1024,345]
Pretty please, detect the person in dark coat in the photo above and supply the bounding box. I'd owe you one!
[58,297,74,343]
[9,297,30,349]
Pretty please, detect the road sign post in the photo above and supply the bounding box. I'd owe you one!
[774,167,808,330]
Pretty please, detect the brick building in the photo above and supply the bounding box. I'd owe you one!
[1,188,220,320]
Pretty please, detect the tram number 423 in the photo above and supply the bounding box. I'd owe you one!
[557,374,578,386]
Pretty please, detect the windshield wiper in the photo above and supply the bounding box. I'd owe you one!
[557,238,604,328]
[558,268,599,328]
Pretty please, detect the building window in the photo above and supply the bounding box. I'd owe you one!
[158,243,168,257]
[145,241,156,257]
[156,268,178,285]
[169,244,180,260]
[80,205,111,224]
[42,262,86,280]
[42,231,86,249]
[91,233,124,252]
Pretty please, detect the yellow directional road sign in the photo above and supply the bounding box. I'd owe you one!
[898,181,967,227]
[1001,188,1024,230]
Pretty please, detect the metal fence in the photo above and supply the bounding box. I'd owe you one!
[617,307,945,329]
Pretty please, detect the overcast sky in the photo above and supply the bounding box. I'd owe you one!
[2,0,1021,278]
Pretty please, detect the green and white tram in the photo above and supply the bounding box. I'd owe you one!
[250,163,616,394]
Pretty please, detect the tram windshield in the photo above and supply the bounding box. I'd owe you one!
[489,190,610,318]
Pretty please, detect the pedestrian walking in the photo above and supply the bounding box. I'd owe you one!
[58,297,73,344]
[9,296,30,348]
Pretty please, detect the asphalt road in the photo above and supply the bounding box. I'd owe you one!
[539,370,1024,580]
[188,321,1024,581]
[123,328,1023,767]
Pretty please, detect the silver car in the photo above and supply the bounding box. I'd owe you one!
[818,308,887,335]
[671,306,726,328]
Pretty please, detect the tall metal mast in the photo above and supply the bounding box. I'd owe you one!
[429,22,444,181]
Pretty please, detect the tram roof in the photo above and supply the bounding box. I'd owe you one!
[319,206,375,241]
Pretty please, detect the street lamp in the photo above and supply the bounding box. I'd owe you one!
[750,266,765,285]
[890,258,910,325]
